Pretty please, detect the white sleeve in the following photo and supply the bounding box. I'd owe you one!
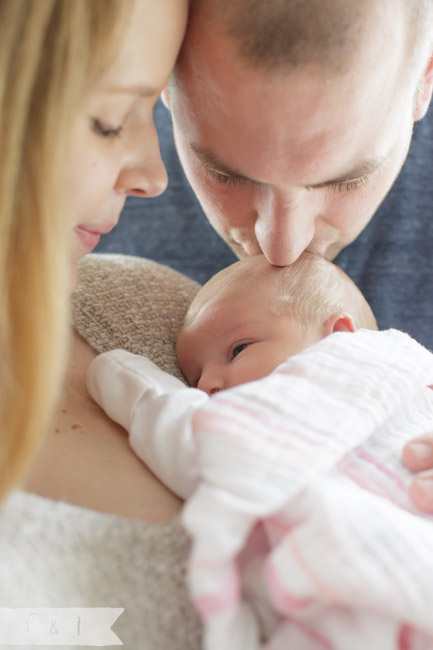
[87,349,209,499]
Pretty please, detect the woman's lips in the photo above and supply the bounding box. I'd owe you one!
[74,223,115,253]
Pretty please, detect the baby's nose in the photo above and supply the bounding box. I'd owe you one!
[197,372,224,396]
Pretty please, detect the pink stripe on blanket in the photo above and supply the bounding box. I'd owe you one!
[193,402,338,452]
[265,560,317,612]
[265,535,339,614]
[338,449,419,514]
[399,625,412,650]
[353,448,408,492]
[398,624,433,650]
[192,560,240,618]
[289,620,335,650]
[265,618,335,650]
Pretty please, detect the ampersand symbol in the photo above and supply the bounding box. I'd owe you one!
[49,620,59,635]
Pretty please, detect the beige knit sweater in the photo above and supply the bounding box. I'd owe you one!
[0,254,203,650]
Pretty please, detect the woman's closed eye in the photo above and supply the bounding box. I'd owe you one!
[231,343,250,359]
[91,118,123,139]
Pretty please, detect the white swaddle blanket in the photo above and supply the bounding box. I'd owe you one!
[87,329,433,650]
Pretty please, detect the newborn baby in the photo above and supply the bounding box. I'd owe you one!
[87,251,377,498]
[87,253,433,650]
[176,251,377,394]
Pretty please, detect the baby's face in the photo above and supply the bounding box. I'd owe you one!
[177,280,324,395]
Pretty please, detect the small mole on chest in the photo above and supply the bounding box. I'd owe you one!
[71,424,83,431]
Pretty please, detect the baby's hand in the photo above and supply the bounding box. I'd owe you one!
[403,433,433,513]
[87,349,186,432]
[87,349,208,499]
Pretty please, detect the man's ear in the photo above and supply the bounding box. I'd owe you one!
[322,312,356,336]
[414,53,433,121]
[161,86,170,110]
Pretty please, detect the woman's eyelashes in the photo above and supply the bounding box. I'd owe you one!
[91,118,123,139]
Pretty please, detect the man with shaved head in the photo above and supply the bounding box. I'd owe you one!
[97,0,433,508]
[165,0,433,266]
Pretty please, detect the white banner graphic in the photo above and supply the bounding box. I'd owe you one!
[0,608,124,646]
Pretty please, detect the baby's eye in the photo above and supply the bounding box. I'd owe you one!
[232,343,250,359]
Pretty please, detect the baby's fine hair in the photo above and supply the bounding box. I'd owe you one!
[270,251,378,330]
[187,252,378,331]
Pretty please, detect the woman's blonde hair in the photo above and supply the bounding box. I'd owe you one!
[0,0,131,500]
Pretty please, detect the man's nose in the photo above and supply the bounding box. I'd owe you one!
[254,188,317,266]
[115,122,168,198]
[197,367,225,396]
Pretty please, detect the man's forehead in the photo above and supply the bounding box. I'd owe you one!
[176,29,407,188]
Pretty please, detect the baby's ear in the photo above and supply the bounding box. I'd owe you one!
[322,312,356,336]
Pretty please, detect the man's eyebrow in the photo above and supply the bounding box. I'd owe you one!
[102,83,157,97]
[191,144,261,184]
[192,143,389,189]
[308,156,390,189]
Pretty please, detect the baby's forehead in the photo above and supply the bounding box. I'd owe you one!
[191,273,260,311]
[184,287,243,329]
[200,259,277,300]
[184,271,281,333]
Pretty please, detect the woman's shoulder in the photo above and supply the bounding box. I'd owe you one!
[72,253,200,379]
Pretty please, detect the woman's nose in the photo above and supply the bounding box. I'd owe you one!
[115,120,168,198]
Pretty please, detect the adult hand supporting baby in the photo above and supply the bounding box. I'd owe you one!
[403,433,433,512]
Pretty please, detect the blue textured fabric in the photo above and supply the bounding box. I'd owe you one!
[95,100,433,349]
[334,104,433,348]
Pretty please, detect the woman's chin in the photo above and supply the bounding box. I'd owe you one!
[69,261,78,294]
[69,248,87,294]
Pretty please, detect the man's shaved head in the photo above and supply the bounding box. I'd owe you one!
[168,0,433,268]
[190,0,433,78]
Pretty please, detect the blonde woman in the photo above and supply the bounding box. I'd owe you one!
[0,0,185,496]
[0,0,205,646]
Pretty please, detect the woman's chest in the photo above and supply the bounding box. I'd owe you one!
[22,332,182,522]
